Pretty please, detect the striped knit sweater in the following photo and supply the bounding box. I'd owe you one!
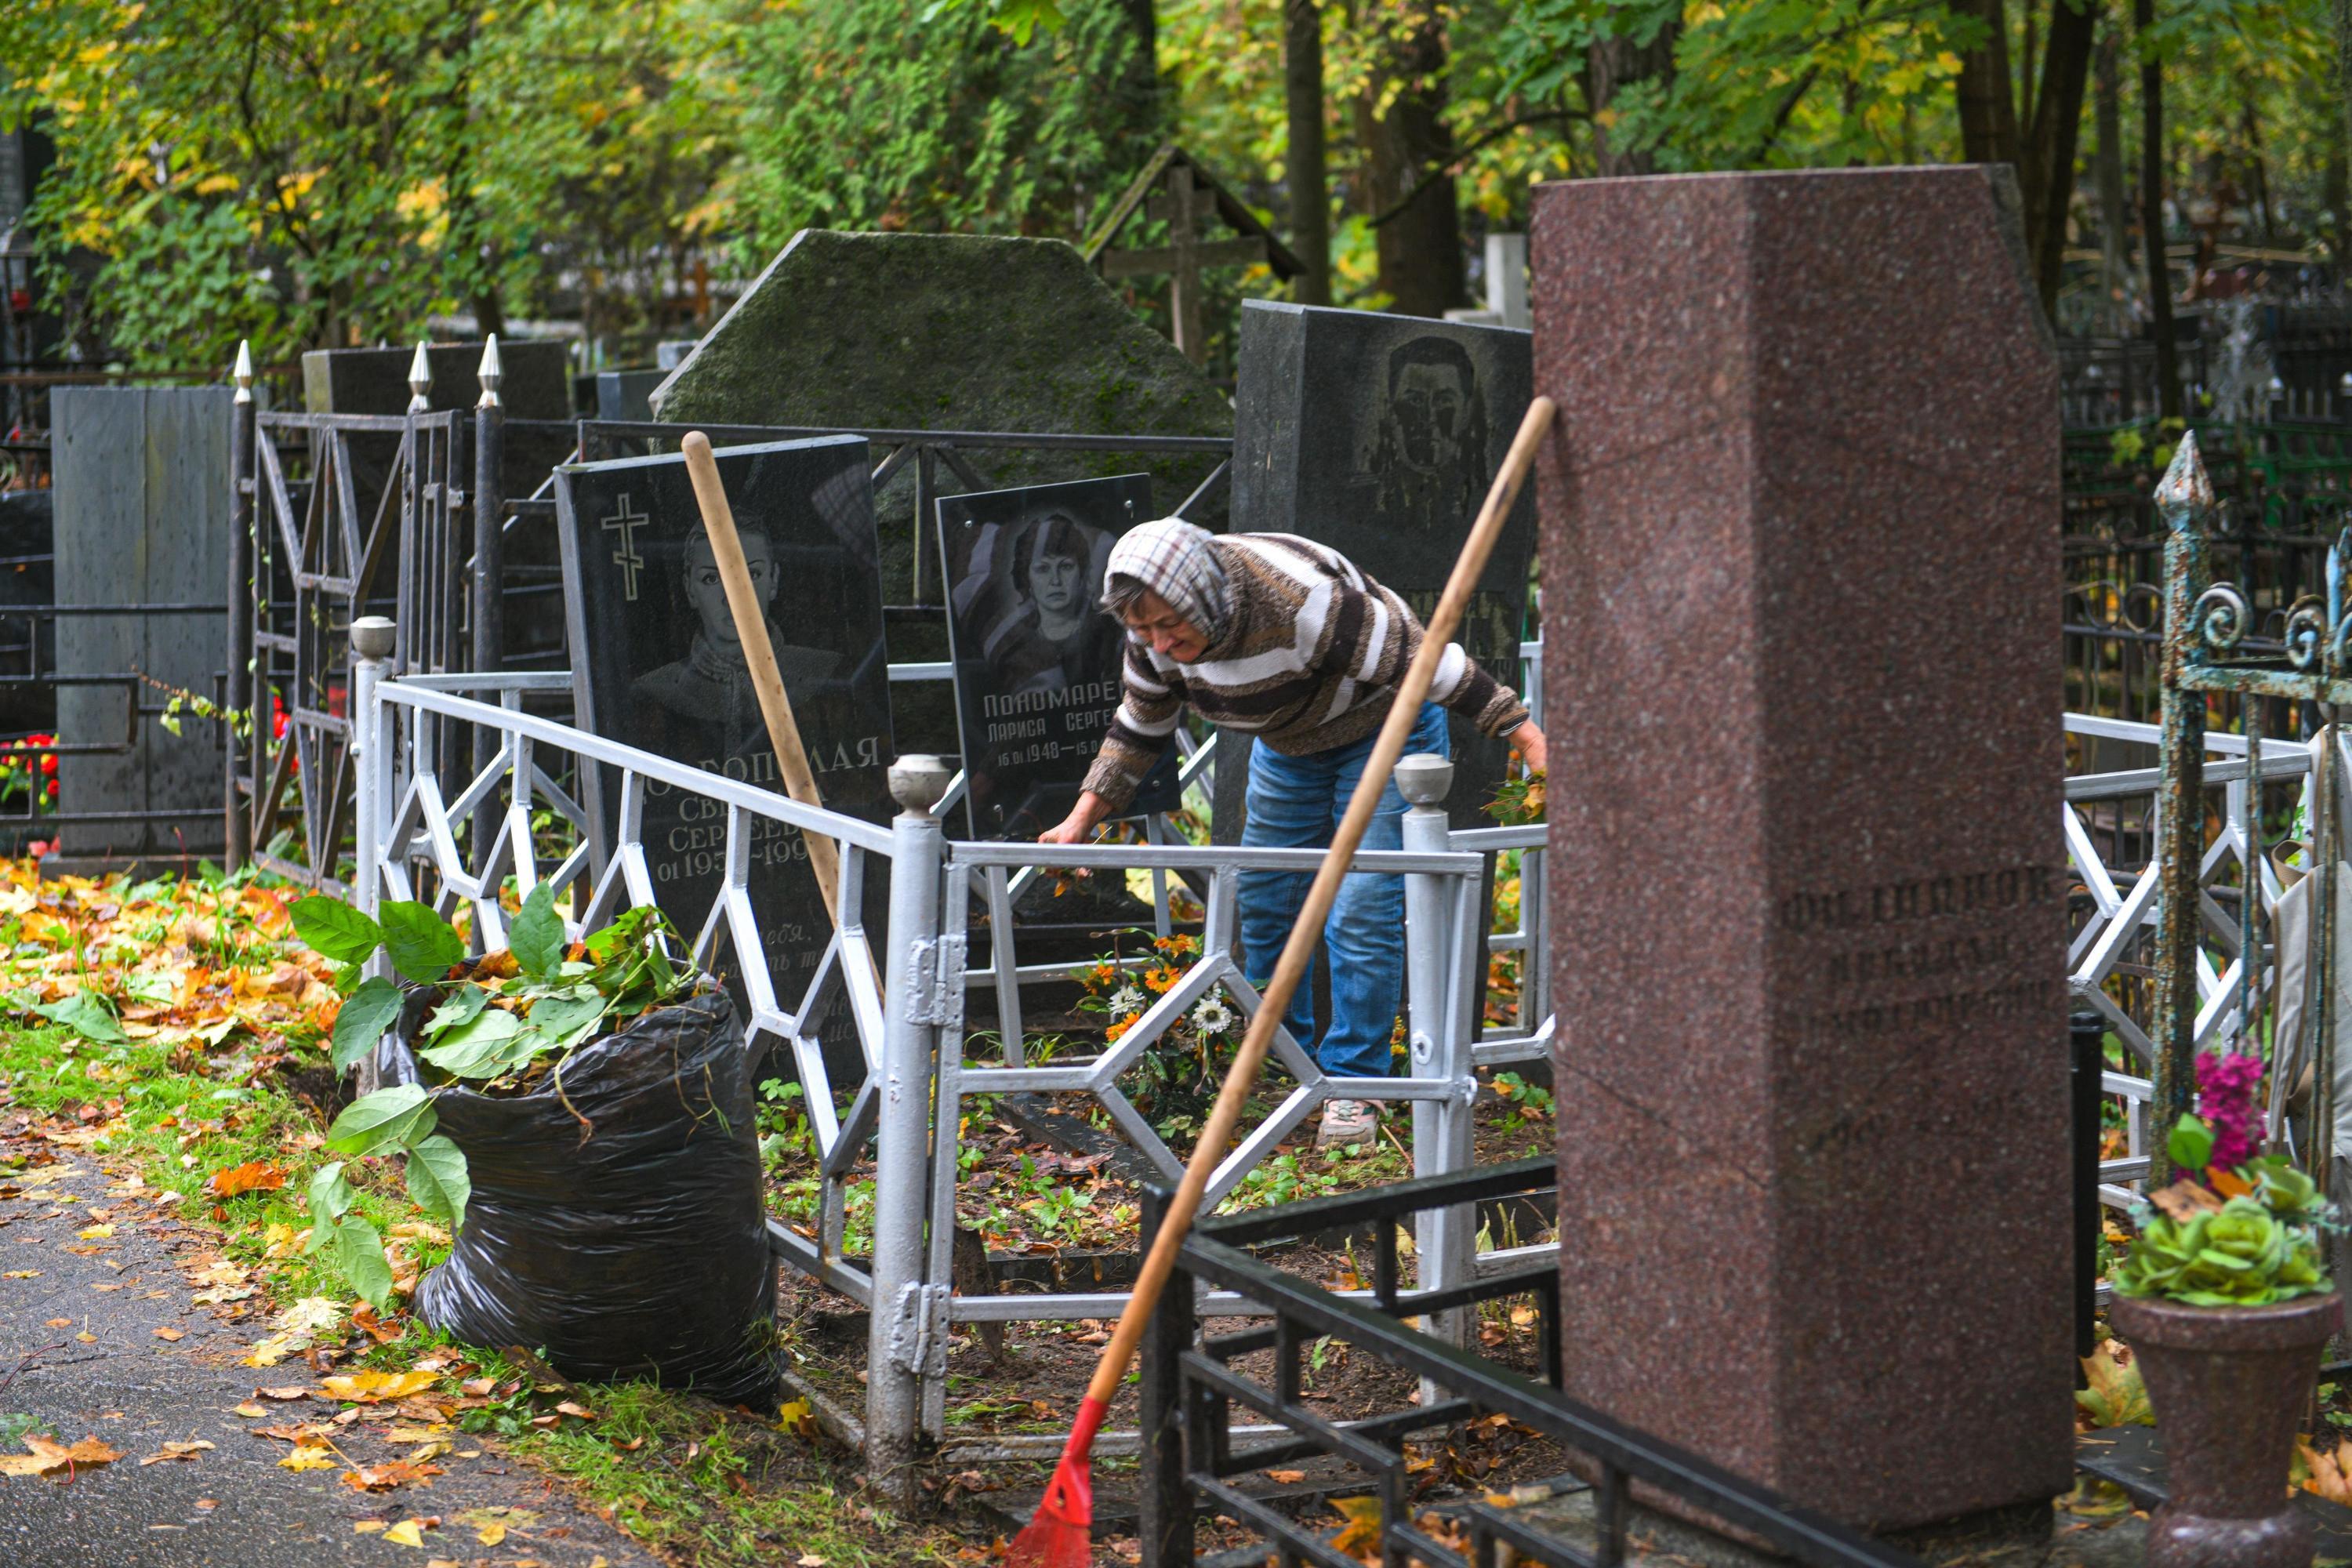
[1080,533,1530,811]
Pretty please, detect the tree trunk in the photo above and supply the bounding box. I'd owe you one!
[1356,4,1464,318]
[1114,0,1163,163]
[1583,21,1679,177]
[2023,0,2096,316]
[1955,0,2022,169]
[1284,0,1331,305]
[2136,0,2181,419]
[2095,25,2132,325]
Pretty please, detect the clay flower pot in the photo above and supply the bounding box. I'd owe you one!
[2111,1290,2343,1568]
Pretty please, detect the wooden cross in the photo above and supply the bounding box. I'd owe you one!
[1086,146,1305,365]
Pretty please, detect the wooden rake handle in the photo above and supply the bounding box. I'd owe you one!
[1080,394,1559,1409]
[679,430,847,932]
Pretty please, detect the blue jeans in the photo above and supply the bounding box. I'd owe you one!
[1240,702,1450,1082]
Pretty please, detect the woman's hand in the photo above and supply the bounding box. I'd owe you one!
[1039,791,1112,846]
[1512,721,1548,777]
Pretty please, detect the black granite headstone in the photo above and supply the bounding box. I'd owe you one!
[935,475,1179,840]
[1231,299,1537,829]
[594,369,665,424]
[554,435,895,1058]
[301,340,572,418]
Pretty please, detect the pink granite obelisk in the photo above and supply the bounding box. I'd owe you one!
[1537,167,2070,1531]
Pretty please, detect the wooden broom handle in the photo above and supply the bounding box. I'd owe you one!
[1081,394,1558,1407]
[679,430,847,932]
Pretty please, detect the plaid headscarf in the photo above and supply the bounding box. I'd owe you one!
[1102,518,1232,646]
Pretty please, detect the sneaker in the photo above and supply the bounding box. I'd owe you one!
[1316,1098,1378,1149]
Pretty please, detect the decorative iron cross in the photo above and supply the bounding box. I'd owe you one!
[602,494,648,601]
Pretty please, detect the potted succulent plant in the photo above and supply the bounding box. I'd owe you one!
[2109,1050,2342,1568]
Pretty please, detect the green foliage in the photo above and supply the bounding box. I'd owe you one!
[288,891,702,1305]
[378,900,467,985]
[329,975,405,1073]
[717,0,1156,263]
[32,990,125,1047]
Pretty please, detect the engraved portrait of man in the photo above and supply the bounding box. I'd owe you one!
[631,520,843,761]
[1362,335,1490,529]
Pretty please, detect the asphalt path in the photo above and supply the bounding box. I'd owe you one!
[0,1132,658,1568]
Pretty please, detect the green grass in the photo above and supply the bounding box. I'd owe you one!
[517,1382,964,1566]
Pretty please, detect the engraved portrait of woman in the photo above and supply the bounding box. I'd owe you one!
[961,506,1122,699]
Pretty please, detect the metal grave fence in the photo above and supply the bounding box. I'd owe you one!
[344,624,1556,1494]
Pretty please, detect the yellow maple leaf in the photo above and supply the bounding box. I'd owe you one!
[321,1369,438,1403]
[1329,1495,1385,1555]
[280,1449,338,1472]
[382,1518,426,1547]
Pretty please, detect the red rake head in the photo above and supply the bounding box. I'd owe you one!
[1003,1395,1106,1567]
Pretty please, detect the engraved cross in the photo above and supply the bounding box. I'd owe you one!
[602,494,648,601]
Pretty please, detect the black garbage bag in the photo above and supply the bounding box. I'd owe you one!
[384,987,780,1406]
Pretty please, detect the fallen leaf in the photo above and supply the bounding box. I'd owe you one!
[1330,1496,1385,1555]
[797,1555,827,1567]
[460,1377,496,1397]
[74,1223,114,1240]
[256,1386,312,1401]
[354,1520,387,1534]
[153,1327,185,1341]
[477,1523,506,1546]
[775,1397,815,1438]
[383,1519,426,1546]
[554,1401,597,1420]
[140,1440,214,1465]
[1263,1468,1306,1485]
[278,1449,338,1472]
[342,1460,441,1492]
[0,1434,123,1478]
[2,1270,38,1279]
[233,1403,267,1418]
[321,1369,438,1403]
[43,1317,70,1328]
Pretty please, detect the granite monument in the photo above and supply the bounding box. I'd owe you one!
[1538,167,2070,1531]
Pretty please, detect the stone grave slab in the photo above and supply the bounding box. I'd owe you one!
[1537,166,2070,1531]
[47,387,232,868]
[595,369,665,425]
[1229,299,1536,832]
[935,474,1178,839]
[555,434,895,1067]
[648,230,1232,616]
[301,340,572,418]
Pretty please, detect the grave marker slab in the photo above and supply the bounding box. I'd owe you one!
[649,230,1232,606]
[1231,299,1535,832]
[556,435,895,1054]
[302,340,572,418]
[1538,166,2069,1530]
[935,474,1178,839]
[49,387,232,866]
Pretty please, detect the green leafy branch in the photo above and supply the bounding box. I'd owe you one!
[288,888,699,1308]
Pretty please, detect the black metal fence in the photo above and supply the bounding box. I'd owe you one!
[1136,1163,1923,1568]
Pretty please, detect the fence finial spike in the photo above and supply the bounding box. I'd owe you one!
[231,339,254,405]
[476,333,503,411]
[405,340,432,414]
[2154,428,2213,530]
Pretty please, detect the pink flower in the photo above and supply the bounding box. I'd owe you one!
[2195,1049,2267,1172]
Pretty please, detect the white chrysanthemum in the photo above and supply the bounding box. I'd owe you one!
[1109,985,1146,1018]
[1191,996,1236,1036]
